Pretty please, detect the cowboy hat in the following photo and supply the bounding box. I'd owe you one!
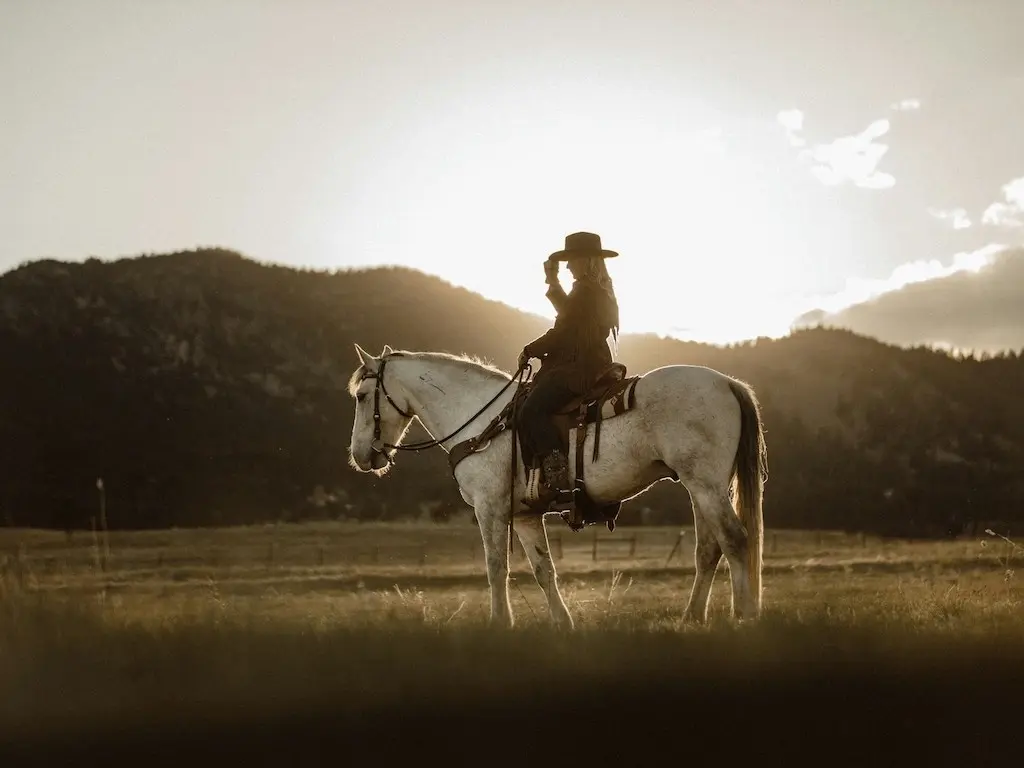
[548,231,618,261]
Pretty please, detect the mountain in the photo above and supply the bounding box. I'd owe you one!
[2,248,1022,537]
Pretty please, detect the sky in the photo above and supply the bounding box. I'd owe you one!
[3,0,1024,350]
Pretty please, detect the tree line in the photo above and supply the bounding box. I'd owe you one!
[1,248,1021,538]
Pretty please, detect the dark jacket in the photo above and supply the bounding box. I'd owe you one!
[524,278,618,393]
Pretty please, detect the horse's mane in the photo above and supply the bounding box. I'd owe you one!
[347,349,511,396]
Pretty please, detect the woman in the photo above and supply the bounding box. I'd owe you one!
[517,231,621,502]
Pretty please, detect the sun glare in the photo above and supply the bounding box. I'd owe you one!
[333,77,819,345]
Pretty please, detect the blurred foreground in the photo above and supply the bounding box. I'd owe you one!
[1,522,1021,764]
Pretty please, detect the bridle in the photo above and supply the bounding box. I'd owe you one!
[359,355,530,467]
[360,357,413,465]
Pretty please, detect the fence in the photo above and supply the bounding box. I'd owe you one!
[4,525,996,587]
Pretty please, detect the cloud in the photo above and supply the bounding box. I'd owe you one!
[926,177,1023,233]
[792,245,1024,352]
[928,207,972,230]
[890,98,922,112]
[801,244,1000,317]
[778,110,896,189]
[981,176,1024,227]
[801,118,895,189]
[776,109,806,147]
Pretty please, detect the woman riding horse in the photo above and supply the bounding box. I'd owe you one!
[517,231,621,504]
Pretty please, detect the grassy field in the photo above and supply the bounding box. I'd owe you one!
[1,519,1022,762]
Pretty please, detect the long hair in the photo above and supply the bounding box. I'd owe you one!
[578,257,620,353]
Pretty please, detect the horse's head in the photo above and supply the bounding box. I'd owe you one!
[347,342,414,475]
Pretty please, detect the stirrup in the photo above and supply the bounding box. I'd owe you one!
[541,453,569,488]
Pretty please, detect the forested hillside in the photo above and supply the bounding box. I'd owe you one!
[2,248,1021,537]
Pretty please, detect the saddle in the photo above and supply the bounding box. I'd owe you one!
[448,362,641,532]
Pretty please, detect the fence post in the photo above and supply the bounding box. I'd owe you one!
[592,532,598,561]
[629,534,637,558]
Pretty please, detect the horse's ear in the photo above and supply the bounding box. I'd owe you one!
[381,343,394,357]
[354,343,375,368]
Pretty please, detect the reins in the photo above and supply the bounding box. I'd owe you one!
[366,356,529,456]
[506,364,531,562]
[363,354,533,564]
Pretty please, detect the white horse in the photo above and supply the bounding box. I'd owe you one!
[347,343,767,629]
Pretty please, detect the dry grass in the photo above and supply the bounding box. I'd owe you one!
[1,520,1015,592]
[0,520,1022,762]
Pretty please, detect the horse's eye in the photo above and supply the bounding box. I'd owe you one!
[356,392,367,403]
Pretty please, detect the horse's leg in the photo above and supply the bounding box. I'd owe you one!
[474,500,514,628]
[688,483,755,621]
[513,514,574,629]
[682,502,724,625]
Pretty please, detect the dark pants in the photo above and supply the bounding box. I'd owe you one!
[518,373,577,466]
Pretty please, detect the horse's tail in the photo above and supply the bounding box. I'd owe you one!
[728,378,767,613]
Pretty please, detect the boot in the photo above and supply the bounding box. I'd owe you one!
[520,451,570,513]
[541,449,569,495]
